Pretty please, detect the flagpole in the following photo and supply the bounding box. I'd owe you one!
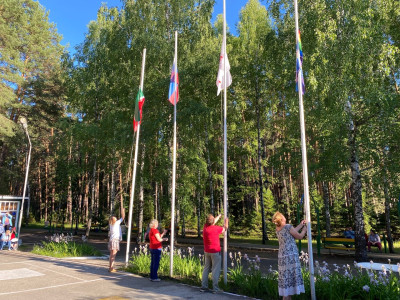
[294,1,315,299]
[222,0,228,285]
[170,31,178,277]
[125,48,147,266]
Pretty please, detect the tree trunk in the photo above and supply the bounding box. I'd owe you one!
[84,170,89,222]
[95,167,100,220]
[256,104,268,242]
[197,169,201,238]
[67,136,73,224]
[137,148,145,243]
[110,162,116,214]
[118,156,124,212]
[181,205,186,238]
[38,161,42,221]
[85,157,96,238]
[45,151,49,222]
[383,174,394,253]
[322,181,331,237]
[205,125,214,215]
[346,101,367,262]
[154,181,159,221]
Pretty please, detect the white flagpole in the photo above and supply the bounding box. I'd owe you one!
[125,48,147,266]
[170,31,178,277]
[222,0,228,285]
[294,1,315,299]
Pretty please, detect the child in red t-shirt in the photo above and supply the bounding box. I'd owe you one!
[200,214,229,293]
[149,219,168,281]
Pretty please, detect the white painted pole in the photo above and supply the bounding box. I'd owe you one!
[294,1,315,299]
[125,48,147,266]
[18,117,31,239]
[222,0,228,285]
[170,31,178,277]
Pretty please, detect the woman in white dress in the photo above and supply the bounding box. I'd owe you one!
[273,212,307,300]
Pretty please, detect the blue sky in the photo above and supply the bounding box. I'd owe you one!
[36,0,254,53]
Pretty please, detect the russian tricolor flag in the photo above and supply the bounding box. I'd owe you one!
[168,60,179,105]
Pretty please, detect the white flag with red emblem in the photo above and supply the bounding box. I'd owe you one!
[216,37,232,96]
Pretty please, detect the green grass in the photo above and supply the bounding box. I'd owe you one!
[32,241,102,258]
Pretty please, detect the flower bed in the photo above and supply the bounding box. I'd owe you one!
[32,233,102,258]
[125,246,400,299]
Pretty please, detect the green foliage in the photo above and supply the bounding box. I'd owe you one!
[32,241,102,258]
[126,245,203,283]
[1,0,400,247]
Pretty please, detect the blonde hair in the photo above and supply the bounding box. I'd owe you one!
[109,216,117,225]
[272,212,284,227]
[149,219,158,229]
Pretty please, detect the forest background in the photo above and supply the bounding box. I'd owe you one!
[1,0,400,262]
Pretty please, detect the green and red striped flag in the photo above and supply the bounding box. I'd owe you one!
[133,88,145,132]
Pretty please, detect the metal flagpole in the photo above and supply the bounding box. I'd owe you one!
[294,1,315,299]
[222,0,228,285]
[170,31,178,277]
[125,48,147,266]
[18,117,31,239]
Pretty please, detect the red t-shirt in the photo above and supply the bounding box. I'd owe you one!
[149,228,162,249]
[203,225,223,253]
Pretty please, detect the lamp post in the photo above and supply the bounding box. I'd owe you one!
[18,116,31,238]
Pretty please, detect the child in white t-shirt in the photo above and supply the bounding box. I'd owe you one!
[108,206,125,272]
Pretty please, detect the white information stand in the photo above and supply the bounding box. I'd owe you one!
[0,195,24,232]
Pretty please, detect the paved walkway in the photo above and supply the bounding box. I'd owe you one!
[0,251,248,300]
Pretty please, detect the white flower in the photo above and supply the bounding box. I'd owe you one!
[231,262,234,267]
[244,254,248,260]
[255,255,260,263]
[381,265,387,276]
[363,285,370,292]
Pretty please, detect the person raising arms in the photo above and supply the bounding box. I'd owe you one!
[273,212,307,300]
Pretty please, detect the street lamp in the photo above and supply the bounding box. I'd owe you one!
[18,116,31,238]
